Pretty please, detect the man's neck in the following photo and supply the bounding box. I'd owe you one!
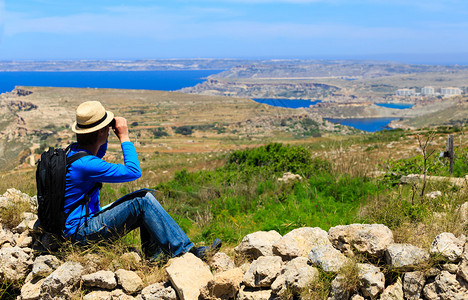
[76,143,100,156]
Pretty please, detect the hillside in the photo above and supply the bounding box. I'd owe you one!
[0,86,357,173]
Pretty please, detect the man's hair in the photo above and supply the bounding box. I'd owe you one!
[76,130,100,146]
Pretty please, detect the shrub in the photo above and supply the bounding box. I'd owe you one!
[175,126,193,136]
[151,127,168,138]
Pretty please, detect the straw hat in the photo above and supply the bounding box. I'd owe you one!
[72,101,114,134]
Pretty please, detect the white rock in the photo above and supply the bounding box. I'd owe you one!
[380,277,404,300]
[14,213,38,234]
[166,252,213,300]
[139,282,177,300]
[459,202,468,223]
[425,191,442,199]
[0,246,32,282]
[243,256,282,288]
[40,261,84,299]
[20,277,45,300]
[430,232,465,262]
[234,230,282,259]
[330,274,351,300]
[273,227,330,260]
[0,225,15,248]
[83,290,112,300]
[278,172,302,183]
[358,263,385,299]
[200,267,244,300]
[423,270,468,300]
[31,255,61,278]
[385,243,429,269]
[328,224,394,257]
[308,244,349,272]
[271,257,319,296]
[208,252,235,273]
[457,243,468,282]
[115,269,143,294]
[82,270,117,290]
[402,271,425,300]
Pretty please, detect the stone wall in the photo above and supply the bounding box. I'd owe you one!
[1,188,467,300]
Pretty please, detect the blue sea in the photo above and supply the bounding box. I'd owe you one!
[253,98,321,108]
[0,70,222,94]
[375,103,414,109]
[326,118,398,132]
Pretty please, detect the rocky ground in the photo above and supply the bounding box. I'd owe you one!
[1,188,468,300]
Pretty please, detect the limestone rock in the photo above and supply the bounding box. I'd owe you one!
[330,274,351,300]
[423,270,468,300]
[40,261,84,299]
[350,295,365,300]
[426,191,442,199]
[442,263,459,273]
[0,188,34,209]
[83,290,113,300]
[457,243,468,282]
[402,271,425,300]
[20,277,45,300]
[380,277,403,300]
[271,257,319,296]
[278,172,302,183]
[358,263,385,299]
[308,244,349,272]
[272,227,330,260]
[243,256,282,288]
[82,270,117,290]
[31,255,61,278]
[237,286,273,300]
[328,224,393,257]
[430,232,465,262]
[0,225,15,248]
[385,243,429,269]
[0,246,32,282]
[234,230,282,259]
[209,252,235,273]
[166,252,213,300]
[14,213,38,234]
[111,289,136,300]
[115,269,143,294]
[138,282,177,300]
[200,267,244,300]
[16,231,33,248]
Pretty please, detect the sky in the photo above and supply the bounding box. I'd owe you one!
[1,0,468,64]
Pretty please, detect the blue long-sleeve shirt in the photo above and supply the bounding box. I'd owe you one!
[64,141,141,237]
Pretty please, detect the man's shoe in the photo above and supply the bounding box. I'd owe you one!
[190,238,222,259]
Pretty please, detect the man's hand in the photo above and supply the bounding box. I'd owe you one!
[112,117,130,143]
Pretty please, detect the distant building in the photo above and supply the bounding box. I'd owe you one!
[421,86,435,96]
[440,87,462,96]
[395,89,415,96]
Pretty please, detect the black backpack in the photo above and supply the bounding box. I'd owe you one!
[36,145,99,235]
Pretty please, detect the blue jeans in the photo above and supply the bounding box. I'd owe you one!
[72,190,194,258]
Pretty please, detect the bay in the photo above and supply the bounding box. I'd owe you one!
[375,103,414,109]
[326,118,398,132]
[253,98,321,108]
[0,70,222,94]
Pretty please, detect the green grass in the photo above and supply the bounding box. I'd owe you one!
[150,143,386,244]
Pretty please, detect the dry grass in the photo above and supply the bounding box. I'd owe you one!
[0,200,32,229]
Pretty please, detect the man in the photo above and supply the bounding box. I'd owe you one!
[64,101,220,259]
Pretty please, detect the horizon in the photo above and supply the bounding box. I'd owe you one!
[1,1,468,65]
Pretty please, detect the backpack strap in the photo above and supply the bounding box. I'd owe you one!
[64,148,102,229]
